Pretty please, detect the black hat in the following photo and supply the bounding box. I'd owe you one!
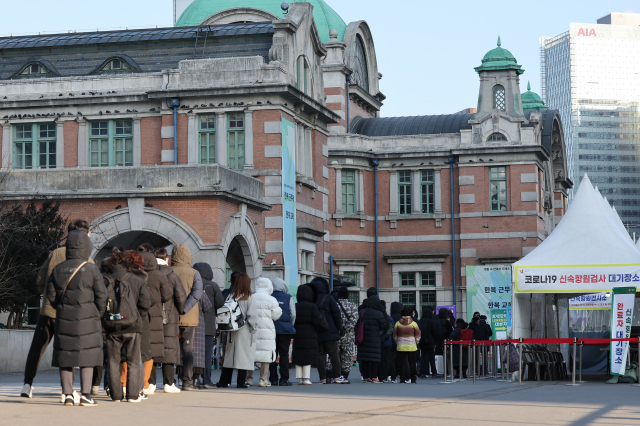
[338,286,349,299]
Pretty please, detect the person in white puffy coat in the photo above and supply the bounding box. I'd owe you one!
[249,277,282,387]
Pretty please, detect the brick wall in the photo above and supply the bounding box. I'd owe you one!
[141,116,162,166]
[64,121,78,168]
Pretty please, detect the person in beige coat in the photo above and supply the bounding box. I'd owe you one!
[216,273,258,388]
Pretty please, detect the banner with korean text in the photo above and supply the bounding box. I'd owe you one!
[466,265,512,336]
[490,309,508,340]
[610,287,635,376]
[514,266,640,293]
[281,117,298,299]
[569,292,611,310]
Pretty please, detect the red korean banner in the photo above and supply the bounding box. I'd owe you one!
[514,265,640,293]
[610,287,636,376]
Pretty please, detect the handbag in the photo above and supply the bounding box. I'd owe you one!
[355,309,366,346]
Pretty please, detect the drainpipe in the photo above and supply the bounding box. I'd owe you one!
[170,99,180,165]
[448,155,457,311]
[371,159,380,295]
[345,75,351,132]
[329,255,334,292]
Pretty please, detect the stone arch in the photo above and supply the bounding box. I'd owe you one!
[344,21,380,97]
[220,206,263,284]
[200,7,278,25]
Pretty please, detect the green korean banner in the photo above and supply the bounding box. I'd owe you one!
[466,265,512,337]
[490,309,508,340]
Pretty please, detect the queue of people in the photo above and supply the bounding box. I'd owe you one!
[20,219,492,405]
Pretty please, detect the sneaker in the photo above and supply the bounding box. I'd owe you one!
[163,383,181,393]
[202,383,217,389]
[64,395,74,406]
[298,379,303,385]
[393,378,401,384]
[20,384,32,398]
[245,380,253,387]
[122,387,126,396]
[146,384,156,395]
[91,386,99,396]
[404,379,411,384]
[258,379,271,387]
[215,382,230,388]
[73,391,80,405]
[301,379,312,385]
[363,378,372,383]
[334,376,349,384]
[79,395,97,406]
[176,379,182,387]
[410,379,417,384]
[279,380,293,386]
[126,397,142,403]
[319,379,326,384]
[371,378,381,384]
[138,391,148,400]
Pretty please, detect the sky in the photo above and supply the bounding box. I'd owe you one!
[2,0,639,117]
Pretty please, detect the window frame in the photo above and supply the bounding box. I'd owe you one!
[420,170,435,214]
[341,169,357,214]
[489,166,508,212]
[13,123,57,169]
[88,119,134,167]
[297,56,309,95]
[487,132,507,142]
[343,271,359,287]
[198,114,216,164]
[493,85,506,111]
[420,271,436,287]
[399,290,416,307]
[398,170,412,215]
[227,113,245,171]
[399,272,416,287]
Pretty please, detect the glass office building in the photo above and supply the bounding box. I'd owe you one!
[541,13,640,233]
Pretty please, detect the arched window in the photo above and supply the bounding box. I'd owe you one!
[13,62,54,79]
[296,55,310,95]
[352,35,369,92]
[487,132,507,142]
[493,85,505,111]
[99,58,132,73]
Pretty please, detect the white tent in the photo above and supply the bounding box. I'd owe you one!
[594,187,633,245]
[514,174,640,293]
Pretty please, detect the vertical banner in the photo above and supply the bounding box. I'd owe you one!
[610,287,635,376]
[281,118,298,299]
[490,309,508,340]
[466,265,512,335]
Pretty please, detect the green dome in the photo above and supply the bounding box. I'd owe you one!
[175,0,347,43]
[521,82,548,111]
[475,36,524,75]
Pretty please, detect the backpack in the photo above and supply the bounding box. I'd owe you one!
[316,295,330,332]
[355,310,366,346]
[216,294,245,332]
[103,274,139,329]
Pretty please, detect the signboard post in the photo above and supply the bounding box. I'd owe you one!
[610,287,635,376]
[281,118,298,299]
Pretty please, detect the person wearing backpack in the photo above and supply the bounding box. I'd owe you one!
[418,306,439,378]
[46,230,107,406]
[140,251,172,394]
[310,277,342,384]
[102,251,151,402]
[356,295,387,383]
[154,248,186,393]
[216,273,258,388]
[193,262,224,389]
[21,219,94,402]
[291,284,324,385]
[377,299,394,383]
[268,277,296,386]
[171,244,204,391]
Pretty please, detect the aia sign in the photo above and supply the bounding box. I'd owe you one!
[577,28,596,37]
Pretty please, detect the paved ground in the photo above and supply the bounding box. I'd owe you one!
[1,369,639,425]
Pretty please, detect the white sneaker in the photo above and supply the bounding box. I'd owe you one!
[127,397,142,403]
[21,384,32,398]
[258,379,271,387]
[146,384,156,395]
[60,394,65,403]
[163,383,181,393]
[302,379,312,385]
[73,391,80,405]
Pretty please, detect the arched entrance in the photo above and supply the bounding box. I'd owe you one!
[94,230,172,265]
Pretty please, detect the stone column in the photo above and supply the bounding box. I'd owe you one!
[243,110,254,171]
[56,122,64,169]
[305,127,313,179]
[389,171,398,215]
[435,169,443,214]
[357,169,365,215]
[216,112,227,167]
[412,169,420,214]
[77,121,88,167]
[1,123,11,169]
[187,113,197,165]
[335,166,343,213]
[133,118,141,167]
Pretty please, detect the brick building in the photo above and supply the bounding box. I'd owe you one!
[0,1,570,321]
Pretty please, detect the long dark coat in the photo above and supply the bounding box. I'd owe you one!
[158,262,186,364]
[356,296,387,363]
[142,253,172,359]
[193,262,224,336]
[292,284,324,366]
[46,231,107,368]
[310,278,342,343]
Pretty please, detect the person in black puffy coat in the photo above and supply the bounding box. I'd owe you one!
[46,231,107,405]
[356,295,387,382]
[310,277,342,383]
[292,284,324,385]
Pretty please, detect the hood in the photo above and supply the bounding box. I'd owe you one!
[256,277,273,294]
[171,244,191,266]
[272,277,288,293]
[438,308,450,320]
[400,316,413,325]
[297,284,314,303]
[141,252,158,272]
[390,301,403,316]
[310,277,330,295]
[422,307,433,319]
[66,231,92,261]
[131,269,148,280]
[193,262,213,281]
[366,295,381,310]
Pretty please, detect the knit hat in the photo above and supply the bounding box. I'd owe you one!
[338,286,349,299]
[366,287,377,298]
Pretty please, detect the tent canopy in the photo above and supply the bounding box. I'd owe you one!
[514,175,640,293]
